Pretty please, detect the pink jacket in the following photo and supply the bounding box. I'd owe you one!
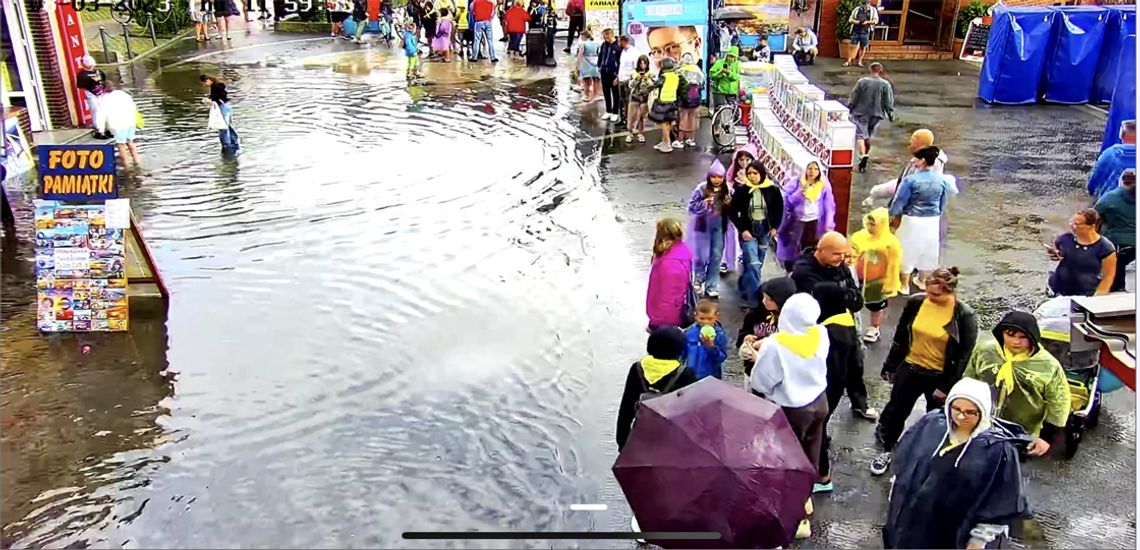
[646,242,693,328]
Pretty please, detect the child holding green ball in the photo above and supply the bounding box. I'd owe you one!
[683,300,730,380]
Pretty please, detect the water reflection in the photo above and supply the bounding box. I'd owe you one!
[2,47,649,547]
[0,314,174,548]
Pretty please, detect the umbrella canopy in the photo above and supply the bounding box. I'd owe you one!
[612,377,816,549]
[712,7,754,21]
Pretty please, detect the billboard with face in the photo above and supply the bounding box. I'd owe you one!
[623,0,710,71]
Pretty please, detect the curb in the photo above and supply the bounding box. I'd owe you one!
[94,28,197,68]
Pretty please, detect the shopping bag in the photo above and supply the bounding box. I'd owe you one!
[135,110,144,129]
[207,103,229,130]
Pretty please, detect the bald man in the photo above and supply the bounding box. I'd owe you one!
[864,129,955,207]
[791,232,864,314]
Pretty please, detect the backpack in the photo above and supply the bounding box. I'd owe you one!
[683,81,702,108]
[681,272,699,327]
[636,362,686,408]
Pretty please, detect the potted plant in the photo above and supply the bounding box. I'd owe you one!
[954,0,991,58]
[835,0,860,60]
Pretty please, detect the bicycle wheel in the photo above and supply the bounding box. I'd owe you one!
[711,105,738,148]
[111,0,134,24]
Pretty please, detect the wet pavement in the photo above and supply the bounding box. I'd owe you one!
[1,33,1135,549]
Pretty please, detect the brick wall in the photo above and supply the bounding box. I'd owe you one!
[26,0,73,129]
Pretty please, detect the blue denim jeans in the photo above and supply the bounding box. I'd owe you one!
[699,219,726,294]
[474,20,495,60]
[216,103,240,154]
[738,220,771,306]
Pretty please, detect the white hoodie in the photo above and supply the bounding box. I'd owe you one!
[96,90,138,134]
[750,293,829,408]
[934,377,994,468]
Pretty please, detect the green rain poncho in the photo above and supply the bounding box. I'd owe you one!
[964,311,1070,437]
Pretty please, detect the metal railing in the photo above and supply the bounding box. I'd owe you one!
[97,12,159,61]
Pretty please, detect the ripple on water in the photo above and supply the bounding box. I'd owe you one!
[2,51,643,548]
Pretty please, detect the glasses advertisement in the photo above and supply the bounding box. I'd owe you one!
[622,0,710,71]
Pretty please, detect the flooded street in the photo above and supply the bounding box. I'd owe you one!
[1,34,1135,548]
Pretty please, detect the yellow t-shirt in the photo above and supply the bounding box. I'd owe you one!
[905,298,955,372]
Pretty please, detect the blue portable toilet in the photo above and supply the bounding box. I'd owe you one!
[1092,5,1136,104]
[1102,34,1136,152]
[1041,6,1109,104]
[979,7,1056,105]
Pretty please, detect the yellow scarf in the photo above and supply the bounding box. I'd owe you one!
[801,178,824,202]
[774,326,822,358]
[822,312,855,327]
[747,177,776,190]
[995,345,1030,409]
[641,356,681,384]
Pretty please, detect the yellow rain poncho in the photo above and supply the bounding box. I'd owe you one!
[849,207,902,303]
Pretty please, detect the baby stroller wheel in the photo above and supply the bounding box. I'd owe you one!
[1064,425,1083,459]
[1088,391,1102,429]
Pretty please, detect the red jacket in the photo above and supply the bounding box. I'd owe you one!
[504,5,530,33]
[472,0,495,21]
[565,0,584,16]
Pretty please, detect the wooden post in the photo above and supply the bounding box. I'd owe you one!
[826,146,854,235]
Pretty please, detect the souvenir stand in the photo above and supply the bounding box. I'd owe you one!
[748,55,858,234]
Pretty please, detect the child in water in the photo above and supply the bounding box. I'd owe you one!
[683,300,730,380]
[401,23,424,82]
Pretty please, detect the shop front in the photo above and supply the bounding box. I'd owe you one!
[2,0,53,133]
[870,0,957,48]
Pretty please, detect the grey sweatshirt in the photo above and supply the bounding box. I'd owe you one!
[849,76,894,120]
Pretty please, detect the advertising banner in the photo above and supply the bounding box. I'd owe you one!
[3,117,34,180]
[35,200,130,332]
[623,0,710,70]
[54,1,91,126]
[724,0,790,37]
[586,0,620,34]
[38,144,118,201]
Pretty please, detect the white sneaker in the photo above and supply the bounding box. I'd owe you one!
[655,142,673,153]
[671,140,684,148]
[637,134,646,143]
[685,139,697,147]
[863,326,880,343]
[625,134,633,143]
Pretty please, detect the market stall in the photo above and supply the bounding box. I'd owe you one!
[747,54,857,233]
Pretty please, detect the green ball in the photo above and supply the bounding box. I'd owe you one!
[700,326,716,339]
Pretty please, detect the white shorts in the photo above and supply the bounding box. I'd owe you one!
[896,214,941,272]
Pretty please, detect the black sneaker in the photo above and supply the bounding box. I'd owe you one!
[858,155,870,173]
[491,58,499,63]
[870,451,892,476]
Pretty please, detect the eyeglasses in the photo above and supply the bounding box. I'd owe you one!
[951,406,980,419]
[649,35,699,58]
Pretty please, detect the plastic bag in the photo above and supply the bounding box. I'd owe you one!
[207,103,229,130]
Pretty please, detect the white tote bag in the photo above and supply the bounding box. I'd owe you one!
[207,103,229,130]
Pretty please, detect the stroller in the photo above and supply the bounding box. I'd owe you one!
[1034,297,1103,458]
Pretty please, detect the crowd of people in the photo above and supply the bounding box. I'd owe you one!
[614,121,1135,546]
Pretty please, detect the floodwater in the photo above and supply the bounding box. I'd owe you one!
[1,41,1135,549]
[2,45,646,548]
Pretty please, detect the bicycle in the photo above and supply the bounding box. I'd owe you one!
[711,97,743,149]
[111,0,133,24]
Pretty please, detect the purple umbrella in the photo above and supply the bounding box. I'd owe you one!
[612,377,816,549]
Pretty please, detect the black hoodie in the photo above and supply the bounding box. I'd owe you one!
[992,311,1041,355]
[813,282,865,410]
[791,248,863,314]
[737,277,797,375]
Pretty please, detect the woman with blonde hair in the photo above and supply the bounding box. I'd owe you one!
[871,266,978,476]
[777,159,836,272]
[646,217,693,330]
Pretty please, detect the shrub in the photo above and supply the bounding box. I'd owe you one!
[956,0,991,39]
[835,0,861,41]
